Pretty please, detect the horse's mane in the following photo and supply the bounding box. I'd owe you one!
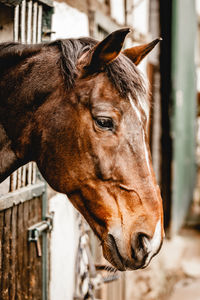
[49,37,147,99]
[0,38,147,100]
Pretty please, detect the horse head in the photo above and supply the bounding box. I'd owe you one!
[0,29,164,271]
[35,29,164,270]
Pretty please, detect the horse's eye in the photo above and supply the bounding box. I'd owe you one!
[95,117,114,131]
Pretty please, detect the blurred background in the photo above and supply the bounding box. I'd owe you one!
[0,0,200,299]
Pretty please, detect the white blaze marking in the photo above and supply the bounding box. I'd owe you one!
[128,94,151,174]
[129,95,142,123]
[144,220,162,266]
[138,95,150,124]
[142,130,151,174]
[128,94,161,266]
[150,219,161,252]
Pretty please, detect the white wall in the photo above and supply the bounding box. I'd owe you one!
[132,0,149,35]
[50,3,89,299]
[50,194,79,300]
[52,2,89,39]
[110,0,125,25]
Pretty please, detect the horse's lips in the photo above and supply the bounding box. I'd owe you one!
[104,234,126,271]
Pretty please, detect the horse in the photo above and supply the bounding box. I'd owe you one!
[0,28,164,271]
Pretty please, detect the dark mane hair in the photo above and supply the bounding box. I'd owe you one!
[0,37,147,100]
[49,37,147,99]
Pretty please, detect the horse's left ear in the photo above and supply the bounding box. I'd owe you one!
[86,28,130,72]
[123,38,162,65]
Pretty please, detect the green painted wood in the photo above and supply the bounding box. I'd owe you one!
[171,0,197,233]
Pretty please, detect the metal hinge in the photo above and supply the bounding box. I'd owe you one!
[28,212,54,257]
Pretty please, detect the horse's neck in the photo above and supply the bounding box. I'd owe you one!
[0,123,21,183]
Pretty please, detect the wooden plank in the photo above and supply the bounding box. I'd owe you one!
[9,171,17,192]
[27,1,33,44]
[1,209,11,300]
[28,199,34,299]
[0,211,4,298]
[0,182,45,211]
[20,0,26,43]
[37,4,43,43]
[9,205,17,300]
[32,197,42,300]
[17,168,22,190]
[32,163,37,185]
[14,5,19,42]
[16,203,23,300]
[21,165,26,188]
[28,198,38,299]
[35,197,42,300]
[32,2,38,44]
[23,201,29,299]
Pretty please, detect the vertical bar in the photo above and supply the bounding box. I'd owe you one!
[10,206,17,299]
[21,165,27,187]
[0,213,3,297]
[20,0,26,43]
[32,2,38,43]
[32,163,37,185]
[27,1,33,44]
[17,168,22,189]
[27,162,32,185]
[10,171,17,192]
[42,186,48,300]
[14,5,19,42]
[37,5,43,43]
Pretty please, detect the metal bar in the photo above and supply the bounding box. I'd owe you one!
[0,182,45,211]
[20,0,26,43]
[37,4,43,43]
[14,5,19,42]
[27,0,33,44]
[32,1,38,43]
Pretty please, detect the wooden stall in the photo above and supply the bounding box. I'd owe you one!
[0,1,53,299]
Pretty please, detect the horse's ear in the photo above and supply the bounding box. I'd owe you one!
[87,28,130,71]
[123,38,162,65]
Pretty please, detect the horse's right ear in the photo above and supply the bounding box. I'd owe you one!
[86,28,130,72]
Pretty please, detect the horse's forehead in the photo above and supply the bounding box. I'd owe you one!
[78,72,149,125]
[128,94,149,125]
[88,73,123,105]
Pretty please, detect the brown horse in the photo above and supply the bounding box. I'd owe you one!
[0,29,163,271]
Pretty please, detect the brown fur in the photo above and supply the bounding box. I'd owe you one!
[0,30,163,270]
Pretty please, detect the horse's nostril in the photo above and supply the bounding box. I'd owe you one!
[131,232,151,262]
[138,233,151,251]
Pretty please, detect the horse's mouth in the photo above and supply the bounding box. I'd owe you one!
[102,233,153,271]
[104,233,126,271]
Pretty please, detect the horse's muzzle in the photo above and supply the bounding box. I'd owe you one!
[104,220,163,271]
